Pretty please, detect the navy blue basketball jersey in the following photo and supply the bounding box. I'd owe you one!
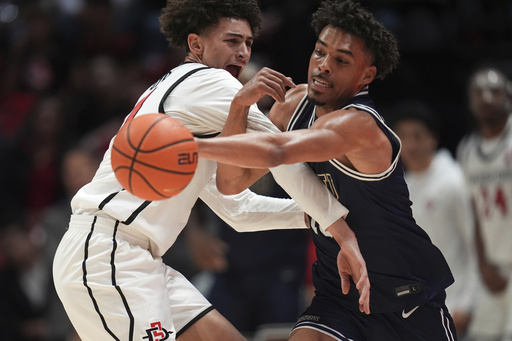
[288,87,454,313]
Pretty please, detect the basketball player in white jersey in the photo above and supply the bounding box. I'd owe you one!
[52,1,368,341]
[457,67,512,341]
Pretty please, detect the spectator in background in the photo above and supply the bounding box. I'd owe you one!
[390,99,479,338]
[38,146,101,267]
[1,94,69,228]
[457,66,512,341]
[35,146,99,341]
[0,212,52,341]
[0,5,65,144]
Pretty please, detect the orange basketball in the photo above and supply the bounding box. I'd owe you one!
[111,113,198,201]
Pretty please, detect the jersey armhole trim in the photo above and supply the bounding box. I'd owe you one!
[158,66,210,113]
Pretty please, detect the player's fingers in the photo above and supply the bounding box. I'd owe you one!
[257,68,295,102]
[258,75,289,102]
[340,272,351,295]
[356,273,371,314]
[264,68,296,88]
[358,284,370,314]
[359,300,370,315]
[286,77,296,88]
[253,82,285,103]
[260,67,295,87]
[271,71,296,91]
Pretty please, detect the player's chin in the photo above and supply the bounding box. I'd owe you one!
[306,92,326,107]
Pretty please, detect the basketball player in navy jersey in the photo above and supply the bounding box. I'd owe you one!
[197,0,456,339]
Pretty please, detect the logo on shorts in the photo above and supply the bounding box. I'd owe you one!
[297,314,320,322]
[143,321,172,341]
[401,306,419,319]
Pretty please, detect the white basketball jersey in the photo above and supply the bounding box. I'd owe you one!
[457,115,512,268]
[71,63,299,257]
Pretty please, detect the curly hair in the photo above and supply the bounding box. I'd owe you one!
[160,0,261,48]
[312,0,400,80]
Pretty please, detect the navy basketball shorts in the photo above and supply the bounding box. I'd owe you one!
[292,292,457,341]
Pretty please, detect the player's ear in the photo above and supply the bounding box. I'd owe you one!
[188,33,204,56]
[362,66,377,85]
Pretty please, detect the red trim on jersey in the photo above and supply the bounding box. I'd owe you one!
[123,90,155,124]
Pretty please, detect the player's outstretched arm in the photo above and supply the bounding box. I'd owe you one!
[196,106,377,171]
[196,124,345,169]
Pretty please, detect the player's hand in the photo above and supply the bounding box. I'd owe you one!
[186,226,229,272]
[337,240,370,314]
[451,310,470,335]
[233,67,295,107]
[327,219,370,314]
[479,260,508,293]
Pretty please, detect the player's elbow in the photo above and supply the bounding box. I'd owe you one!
[216,178,247,195]
[215,170,255,195]
[260,135,287,168]
[265,152,285,168]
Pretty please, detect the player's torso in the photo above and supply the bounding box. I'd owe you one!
[458,117,512,266]
[71,63,225,256]
[287,90,454,313]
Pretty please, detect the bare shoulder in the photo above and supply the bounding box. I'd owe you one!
[269,84,308,131]
[318,107,380,137]
[315,107,393,172]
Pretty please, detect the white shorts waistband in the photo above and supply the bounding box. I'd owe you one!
[69,214,151,251]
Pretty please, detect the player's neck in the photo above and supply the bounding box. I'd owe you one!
[184,53,204,66]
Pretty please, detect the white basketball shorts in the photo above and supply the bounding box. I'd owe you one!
[53,215,212,341]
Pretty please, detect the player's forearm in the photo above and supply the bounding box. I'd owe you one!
[199,176,308,232]
[215,165,268,195]
[216,100,265,193]
[219,100,250,137]
[196,132,284,168]
[326,218,356,245]
[269,163,349,229]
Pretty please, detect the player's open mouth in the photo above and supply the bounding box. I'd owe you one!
[312,78,332,88]
[226,65,242,78]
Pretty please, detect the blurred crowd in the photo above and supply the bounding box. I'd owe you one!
[0,0,511,340]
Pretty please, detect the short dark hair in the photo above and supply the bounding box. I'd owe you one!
[389,99,440,137]
[311,0,399,80]
[160,0,261,48]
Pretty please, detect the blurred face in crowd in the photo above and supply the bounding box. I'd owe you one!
[307,25,376,115]
[188,18,253,79]
[394,119,437,172]
[0,224,39,269]
[62,150,99,196]
[469,69,510,129]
